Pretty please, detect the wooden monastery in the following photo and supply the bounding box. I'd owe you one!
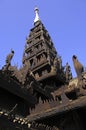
[0,7,86,130]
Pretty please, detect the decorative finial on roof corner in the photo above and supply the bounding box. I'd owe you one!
[34,7,40,23]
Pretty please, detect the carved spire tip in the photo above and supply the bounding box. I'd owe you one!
[34,6,40,23]
[34,6,39,12]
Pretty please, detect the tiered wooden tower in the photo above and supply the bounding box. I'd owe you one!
[22,7,66,88]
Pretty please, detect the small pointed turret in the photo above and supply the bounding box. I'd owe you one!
[34,7,40,23]
[72,55,84,78]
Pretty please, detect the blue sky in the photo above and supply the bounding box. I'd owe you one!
[0,0,86,77]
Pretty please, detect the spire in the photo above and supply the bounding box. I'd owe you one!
[34,7,40,23]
